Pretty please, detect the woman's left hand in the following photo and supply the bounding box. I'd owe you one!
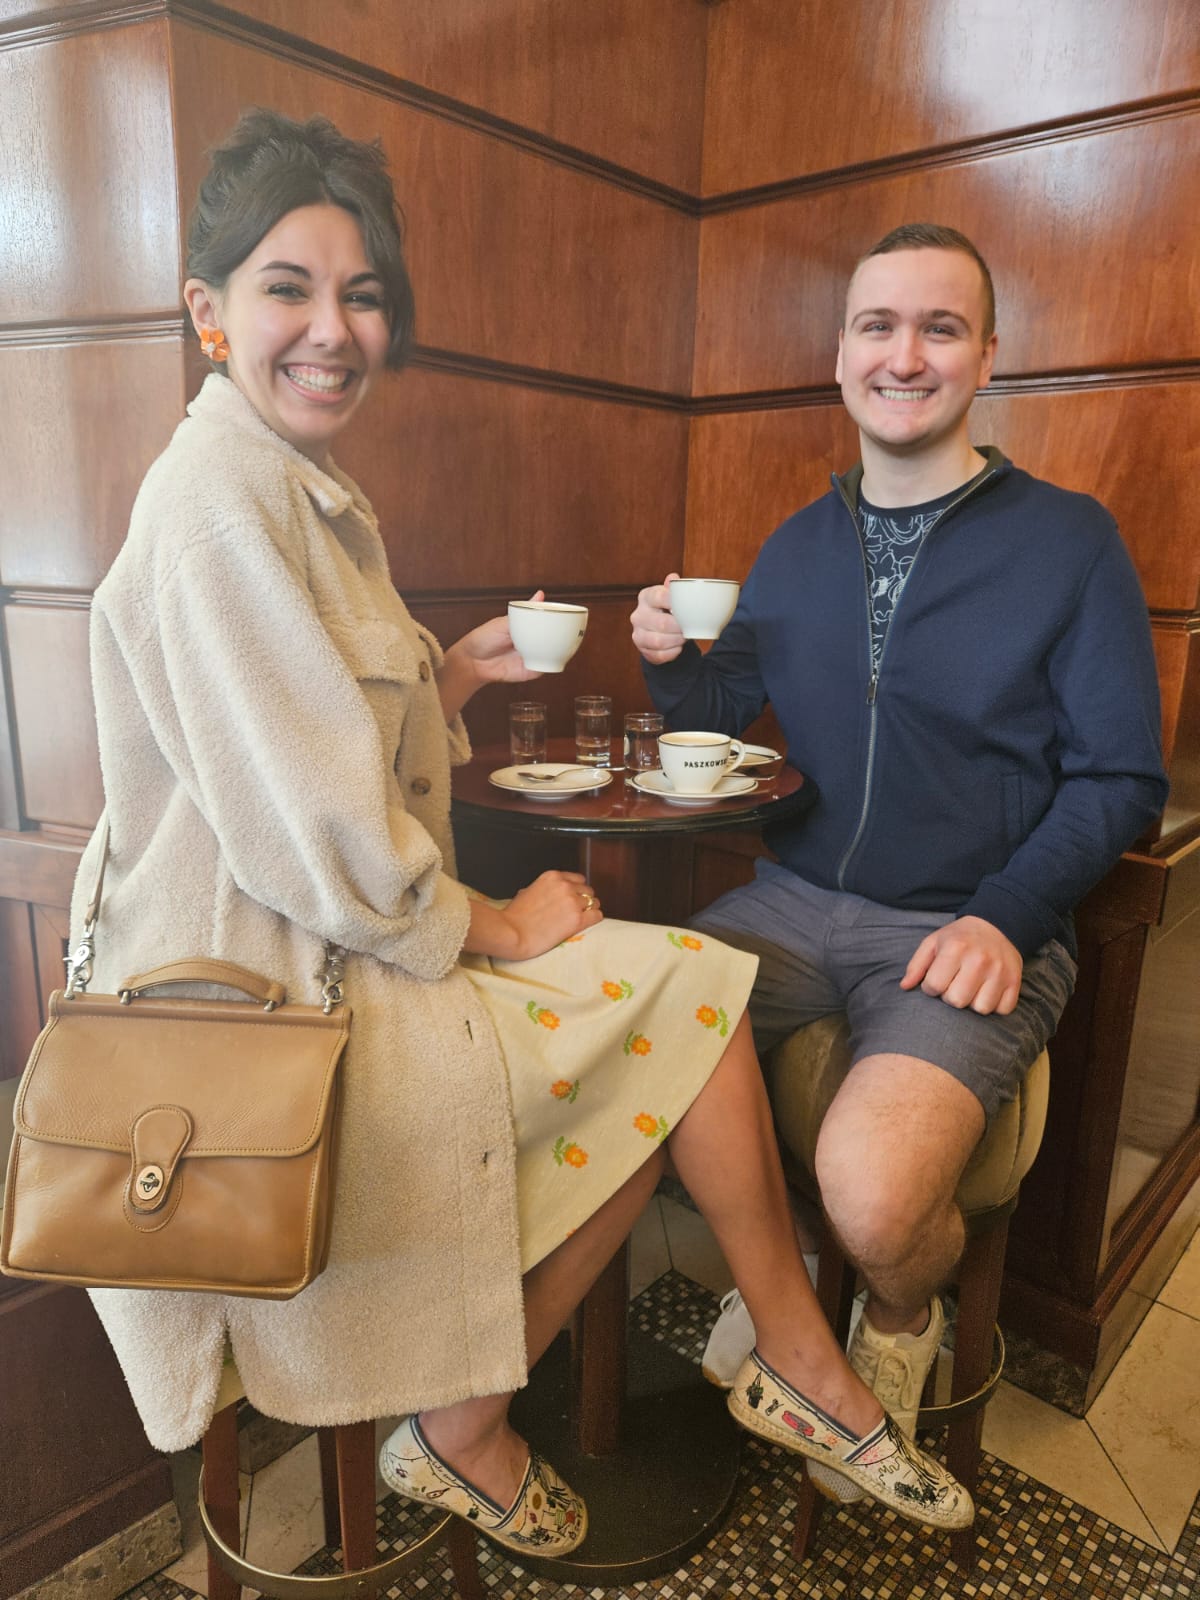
[437,591,543,722]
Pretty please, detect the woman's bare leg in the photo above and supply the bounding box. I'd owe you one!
[418,1147,666,1504]
[668,1011,882,1436]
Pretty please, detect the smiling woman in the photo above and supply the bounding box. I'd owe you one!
[66,107,974,1570]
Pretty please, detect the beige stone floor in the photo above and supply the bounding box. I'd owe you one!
[159,1202,1200,1594]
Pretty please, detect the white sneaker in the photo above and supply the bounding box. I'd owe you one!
[809,1296,945,1506]
[701,1254,819,1390]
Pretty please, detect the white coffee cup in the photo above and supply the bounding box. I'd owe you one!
[507,600,589,672]
[658,731,746,794]
[668,578,740,640]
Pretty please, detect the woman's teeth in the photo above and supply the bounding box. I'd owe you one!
[285,367,351,393]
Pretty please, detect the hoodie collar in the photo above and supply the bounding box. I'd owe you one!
[834,445,1009,508]
[186,373,373,521]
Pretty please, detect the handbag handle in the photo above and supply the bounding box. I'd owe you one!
[66,819,347,1012]
[118,959,286,1011]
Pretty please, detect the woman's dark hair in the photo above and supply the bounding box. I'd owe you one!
[186,108,415,370]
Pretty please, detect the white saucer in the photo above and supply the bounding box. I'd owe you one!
[489,764,614,799]
[631,770,758,805]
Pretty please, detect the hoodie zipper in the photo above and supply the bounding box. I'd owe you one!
[833,468,997,890]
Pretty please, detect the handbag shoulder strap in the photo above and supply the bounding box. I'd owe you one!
[64,817,347,1011]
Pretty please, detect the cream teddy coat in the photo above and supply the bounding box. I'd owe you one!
[73,375,527,1452]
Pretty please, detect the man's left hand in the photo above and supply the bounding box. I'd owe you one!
[900,916,1023,1015]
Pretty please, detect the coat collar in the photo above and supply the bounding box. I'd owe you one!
[186,373,374,522]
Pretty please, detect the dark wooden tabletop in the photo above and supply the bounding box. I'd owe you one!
[451,737,813,837]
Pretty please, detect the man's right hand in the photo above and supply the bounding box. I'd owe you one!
[631,572,686,664]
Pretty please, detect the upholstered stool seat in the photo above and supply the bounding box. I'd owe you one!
[765,1015,1050,1571]
[198,1352,483,1599]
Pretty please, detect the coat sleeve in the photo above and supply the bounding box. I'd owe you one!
[959,531,1170,954]
[117,517,471,982]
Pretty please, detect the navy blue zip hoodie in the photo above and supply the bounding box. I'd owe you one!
[644,450,1168,959]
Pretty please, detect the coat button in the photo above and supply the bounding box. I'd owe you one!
[418,661,431,681]
[411,776,432,796]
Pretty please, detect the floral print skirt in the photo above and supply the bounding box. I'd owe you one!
[459,916,758,1272]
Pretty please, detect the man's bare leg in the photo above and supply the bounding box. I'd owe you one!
[814,1053,985,1334]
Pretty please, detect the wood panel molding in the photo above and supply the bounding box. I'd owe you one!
[169,23,698,396]
[701,0,1200,196]
[684,383,1200,615]
[693,112,1200,395]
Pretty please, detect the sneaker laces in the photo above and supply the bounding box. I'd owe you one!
[857,1347,920,1414]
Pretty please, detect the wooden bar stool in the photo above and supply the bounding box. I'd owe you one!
[197,1353,484,1599]
[764,1015,1049,1571]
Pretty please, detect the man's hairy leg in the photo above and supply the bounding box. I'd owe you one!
[814,1054,985,1334]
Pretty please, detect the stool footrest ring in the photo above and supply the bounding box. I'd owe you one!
[916,1324,1005,1430]
[198,1468,460,1599]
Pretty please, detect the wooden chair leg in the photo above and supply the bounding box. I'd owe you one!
[570,1239,628,1456]
[317,1426,341,1549]
[946,1217,1010,1572]
[792,1465,827,1560]
[333,1420,379,1571]
[446,1516,485,1600]
[201,1403,242,1600]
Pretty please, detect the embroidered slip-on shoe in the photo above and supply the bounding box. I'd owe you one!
[727,1351,973,1531]
[809,1295,946,1506]
[379,1415,588,1555]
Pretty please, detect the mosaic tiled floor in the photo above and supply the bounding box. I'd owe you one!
[119,1273,1200,1600]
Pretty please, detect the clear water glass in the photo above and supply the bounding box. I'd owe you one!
[574,695,612,766]
[509,701,547,764]
[623,711,663,772]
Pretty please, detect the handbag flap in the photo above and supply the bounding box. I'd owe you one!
[15,991,350,1158]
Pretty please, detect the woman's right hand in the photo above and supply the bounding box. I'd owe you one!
[463,871,603,961]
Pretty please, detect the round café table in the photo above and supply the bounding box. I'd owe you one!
[450,740,813,1582]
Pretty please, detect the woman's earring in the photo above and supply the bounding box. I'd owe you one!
[199,326,229,362]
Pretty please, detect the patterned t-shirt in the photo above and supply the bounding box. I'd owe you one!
[857,484,961,675]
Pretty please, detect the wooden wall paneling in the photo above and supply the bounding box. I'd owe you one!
[0,1283,174,1594]
[409,593,654,752]
[0,898,39,1081]
[169,23,699,395]
[685,384,1200,613]
[0,338,184,591]
[693,113,1200,395]
[701,0,1200,194]
[29,901,70,1015]
[205,0,709,193]
[0,22,180,325]
[4,603,102,830]
[338,370,689,594]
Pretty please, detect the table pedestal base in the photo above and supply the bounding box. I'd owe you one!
[507,1328,741,1583]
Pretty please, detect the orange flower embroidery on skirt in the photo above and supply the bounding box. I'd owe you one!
[550,1078,579,1102]
[553,1137,588,1168]
[623,1030,652,1057]
[601,978,634,1001]
[668,931,703,951]
[526,1001,561,1029]
[696,1004,730,1037]
[633,1112,669,1141]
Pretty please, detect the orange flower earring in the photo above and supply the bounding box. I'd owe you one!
[199,326,229,362]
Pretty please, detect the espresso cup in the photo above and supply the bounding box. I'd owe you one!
[507,600,589,672]
[668,578,740,640]
[658,731,746,794]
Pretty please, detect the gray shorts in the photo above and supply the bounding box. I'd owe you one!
[691,859,1077,1122]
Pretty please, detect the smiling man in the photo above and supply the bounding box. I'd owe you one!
[630,223,1168,1497]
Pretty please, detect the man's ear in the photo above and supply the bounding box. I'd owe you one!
[834,327,845,385]
[978,331,998,390]
[183,279,221,336]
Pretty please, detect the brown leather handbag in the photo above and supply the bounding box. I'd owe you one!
[1,824,351,1299]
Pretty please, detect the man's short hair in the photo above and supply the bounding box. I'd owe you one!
[852,223,996,342]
